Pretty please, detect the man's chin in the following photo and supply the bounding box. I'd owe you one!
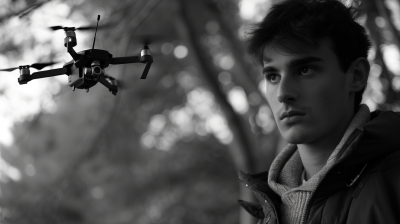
[282,132,312,144]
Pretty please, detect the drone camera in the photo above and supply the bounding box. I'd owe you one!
[64,30,77,47]
[91,61,103,76]
[83,60,103,80]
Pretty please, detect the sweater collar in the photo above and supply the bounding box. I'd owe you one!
[268,104,371,195]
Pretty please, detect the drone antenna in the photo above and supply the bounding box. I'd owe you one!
[92,15,100,50]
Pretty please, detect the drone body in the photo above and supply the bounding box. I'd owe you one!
[2,15,154,96]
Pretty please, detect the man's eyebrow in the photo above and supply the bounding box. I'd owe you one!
[263,56,324,73]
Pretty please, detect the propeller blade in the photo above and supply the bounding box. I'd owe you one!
[30,62,57,70]
[77,22,114,31]
[0,62,56,72]
[49,26,64,31]
[49,25,101,31]
[76,26,97,30]
[0,67,19,72]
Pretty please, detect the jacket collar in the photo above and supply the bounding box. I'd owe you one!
[336,110,400,169]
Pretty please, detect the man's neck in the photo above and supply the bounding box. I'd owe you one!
[298,144,335,181]
[297,111,355,180]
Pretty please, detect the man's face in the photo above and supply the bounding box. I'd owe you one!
[263,39,354,145]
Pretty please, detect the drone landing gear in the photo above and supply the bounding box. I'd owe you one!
[99,75,117,95]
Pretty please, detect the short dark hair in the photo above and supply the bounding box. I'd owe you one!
[247,0,372,108]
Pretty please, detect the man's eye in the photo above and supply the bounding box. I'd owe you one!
[299,67,314,75]
[265,74,280,83]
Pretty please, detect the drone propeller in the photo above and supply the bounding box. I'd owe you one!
[30,62,57,70]
[0,62,56,72]
[49,23,111,31]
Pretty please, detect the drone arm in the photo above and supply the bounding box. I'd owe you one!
[140,61,152,79]
[110,56,141,64]
[99,75,118,95]
[19,67,68,84]
[30,67,68,79]
[66,41,80,61]
[110,55,153,79]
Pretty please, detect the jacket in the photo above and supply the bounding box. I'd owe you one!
[238,110,400,224]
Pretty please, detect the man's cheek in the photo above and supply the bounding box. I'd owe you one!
[312,89,334,111]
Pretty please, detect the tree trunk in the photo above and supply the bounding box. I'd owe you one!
[176,0,258,223]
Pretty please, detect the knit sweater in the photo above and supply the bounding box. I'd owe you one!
[267,104,371,224]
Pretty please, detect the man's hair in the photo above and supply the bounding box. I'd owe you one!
[247,0,372,108]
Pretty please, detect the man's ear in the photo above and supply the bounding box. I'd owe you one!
[348,57,370,92]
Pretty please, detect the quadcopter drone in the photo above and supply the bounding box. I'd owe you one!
[0,15,153,95]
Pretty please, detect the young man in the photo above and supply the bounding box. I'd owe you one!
[238,0,400,223]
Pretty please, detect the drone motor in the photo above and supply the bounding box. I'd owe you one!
[141,45,151,57]
[18,66,31,84]
[64,29,77,47]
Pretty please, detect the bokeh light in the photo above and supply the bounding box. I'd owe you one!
[173,45,188,59]
[161,42,174,55]
[239,0,270,21]
[227,86,249,114]
[382,44,400,75]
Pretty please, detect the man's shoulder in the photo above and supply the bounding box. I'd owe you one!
[372,148,400,172]
[369,109,400,121]
[348,148,400,223]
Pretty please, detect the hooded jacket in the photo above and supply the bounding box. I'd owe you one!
[238,109,400,224]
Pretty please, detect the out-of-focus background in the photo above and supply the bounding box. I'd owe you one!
[0,0,399,223]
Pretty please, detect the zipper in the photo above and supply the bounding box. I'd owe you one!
[252,186,280,224]
[240,177,280,224]
[346,163,368,187]
[300,173,322,223]
[265,214,271,223]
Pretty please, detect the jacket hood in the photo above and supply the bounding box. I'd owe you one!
[337,110,400,169]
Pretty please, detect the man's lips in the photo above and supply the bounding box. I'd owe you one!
[280,110,306,120]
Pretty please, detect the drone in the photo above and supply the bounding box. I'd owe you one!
[0,15,153,95]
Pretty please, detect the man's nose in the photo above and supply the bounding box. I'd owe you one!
[277,76,298,103]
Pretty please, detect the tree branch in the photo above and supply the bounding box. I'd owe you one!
[206,1,269,106]
[178,0,255,173]
[0,0,51,23]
